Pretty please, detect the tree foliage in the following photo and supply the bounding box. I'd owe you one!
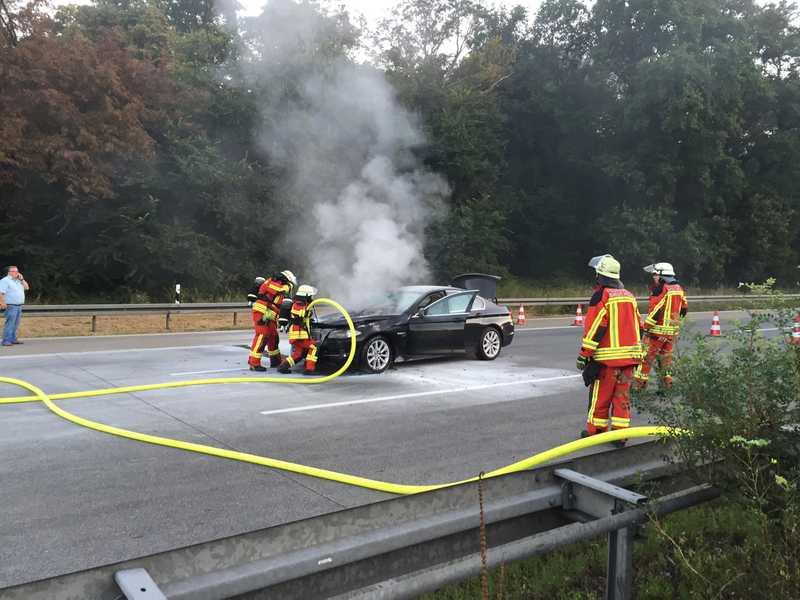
[2,0,800,300]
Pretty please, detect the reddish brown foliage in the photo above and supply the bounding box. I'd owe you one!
[0,2,183,198]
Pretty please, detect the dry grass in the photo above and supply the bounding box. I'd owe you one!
[17,311,253,338]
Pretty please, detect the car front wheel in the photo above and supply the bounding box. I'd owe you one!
[361,335,394,373]
[476,327,502,361]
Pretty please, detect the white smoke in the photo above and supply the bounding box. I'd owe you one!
[232,0,450,309]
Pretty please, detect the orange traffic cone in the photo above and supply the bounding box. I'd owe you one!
[709,311,722,337]
[791,314,800,345]
[517,305,526,326]
[572,304,584,326]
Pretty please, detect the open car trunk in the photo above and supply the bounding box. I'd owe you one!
[450,273,501,303]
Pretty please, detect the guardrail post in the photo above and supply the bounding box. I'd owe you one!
[606,525,634,600]
[233,311,237,326]
[554,469,646,600]
[91,315,96,334]
[165,311,171,331]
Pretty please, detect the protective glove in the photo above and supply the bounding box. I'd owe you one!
[576,355,589,371]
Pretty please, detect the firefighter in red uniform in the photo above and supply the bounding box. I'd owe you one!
[634,262,688,390]
[248,270,297,371]
[278,284,318,375]
[576,255,643,446]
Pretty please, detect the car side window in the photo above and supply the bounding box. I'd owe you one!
[418,291,446,311]
[425,293,474,316]
[472,296,486,311]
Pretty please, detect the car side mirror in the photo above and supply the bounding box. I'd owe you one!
[412,310,424,319]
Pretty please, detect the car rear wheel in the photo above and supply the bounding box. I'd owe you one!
[476,327,502,360]
[361,335,394,373]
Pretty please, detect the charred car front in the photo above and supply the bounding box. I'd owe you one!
[313,275,514,373]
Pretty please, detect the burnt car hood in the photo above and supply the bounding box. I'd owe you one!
[315,313,398,329]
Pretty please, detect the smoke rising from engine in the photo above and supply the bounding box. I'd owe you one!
[232,0,450,309]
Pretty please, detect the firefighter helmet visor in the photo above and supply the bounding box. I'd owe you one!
[643,262,675,277]
[588,254,621,279]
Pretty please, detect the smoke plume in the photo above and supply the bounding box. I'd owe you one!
[234,0,450,309]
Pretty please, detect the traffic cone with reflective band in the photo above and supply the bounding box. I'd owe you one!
[710,311,722,337]
[516,305,526,326]
[791,314,800,345]
[572,304,584,326]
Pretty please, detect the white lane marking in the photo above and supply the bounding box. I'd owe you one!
[260,374,581,416]
[0,344,242,361]
[169,367,249,376]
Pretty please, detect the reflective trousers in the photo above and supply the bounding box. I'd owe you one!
[586,365,634,435]
[248,311,281,367]
[634,334,674,389]
[281,339,318,373]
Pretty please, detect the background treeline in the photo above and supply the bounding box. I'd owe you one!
[2,0,800,301]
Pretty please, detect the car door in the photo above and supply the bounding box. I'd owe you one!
[407,291,478,355]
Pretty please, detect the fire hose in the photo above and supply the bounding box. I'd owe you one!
[0,297,676,495]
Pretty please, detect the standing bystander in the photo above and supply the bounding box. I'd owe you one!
[0,266,30,346]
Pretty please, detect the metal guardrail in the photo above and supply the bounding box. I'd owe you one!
[499,293,800,306]
[18,294,799,314]
[0,440,717,600]
[12,294,798,333]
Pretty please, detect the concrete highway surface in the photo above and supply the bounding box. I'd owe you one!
[0,310,756,589]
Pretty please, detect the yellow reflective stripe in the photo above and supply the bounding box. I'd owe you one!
[646,295,667,325]
[582,338,599,349]
[611,302,619,348]
[593,346,643,360]
[611,417,630,427]
[286,356,295,367]
[591,418,609,426]
[249,335,264,359]
[648,325,678,335]
[289,332,310,340]
[587,382,599,423]
[594,352,642,358]
[664,294,673,323]
[253,303,267,315]
[585,305,607,342]
[267,348,281,357]
[307,346,318,362]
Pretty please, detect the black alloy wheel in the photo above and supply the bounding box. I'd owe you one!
[476,327,502,361]
[361,335,394,373]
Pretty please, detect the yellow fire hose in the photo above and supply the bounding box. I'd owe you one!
[0,297,677,495]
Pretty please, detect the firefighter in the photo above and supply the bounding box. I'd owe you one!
[278,284,318,375]
[634,262,688,391]
[576,254,643,446]
[248,270,297,371]
[247,276,266,307]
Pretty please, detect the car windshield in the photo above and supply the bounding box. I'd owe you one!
[356,290,423,315]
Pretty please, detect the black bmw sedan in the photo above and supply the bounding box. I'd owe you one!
[313,285,515,373]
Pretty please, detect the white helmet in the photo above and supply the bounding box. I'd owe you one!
[588,254,621,279]
[643,262,675,277]
[280,270,297,291]
[295,284,317,300]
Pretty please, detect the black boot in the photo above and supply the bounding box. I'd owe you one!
[249,364,267,372]
[270,356,282,368]
[277,361,291,374]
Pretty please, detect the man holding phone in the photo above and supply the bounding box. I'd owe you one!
[0,266,30,346]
